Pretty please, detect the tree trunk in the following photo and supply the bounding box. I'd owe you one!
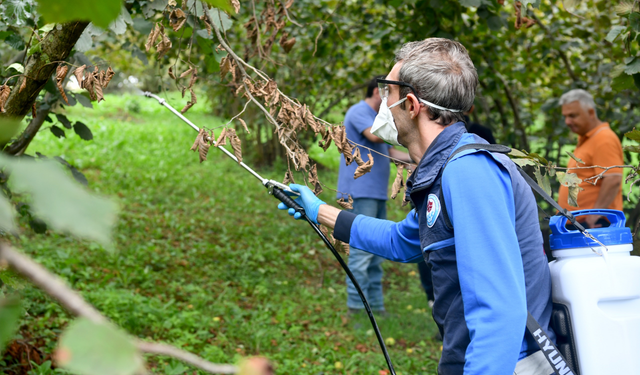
[1,21,88,124]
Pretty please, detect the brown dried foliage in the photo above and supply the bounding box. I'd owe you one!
[514,1,523,29]
[74,65,86,88]
[181,88,197,114]
[191,128,212,163]
[231,0,241,13]
[145,23,161,52]
[216,127,228,146]
[354,152,374,179]
[320,225,349,255]
[170,8,187,32]
[238,118,250,133]
[0,84,10,112]
[336,195,353,210]
[283,168,295,184]
[308,164,322,195]
[18,76,27,93]
[391,163,405,199]
[226,128,243,163]
[32,102,36,117]
[55,65,69,104]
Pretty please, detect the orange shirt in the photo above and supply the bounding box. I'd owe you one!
[558,123,623,211]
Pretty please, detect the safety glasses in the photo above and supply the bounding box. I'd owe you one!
[377,78,420,101]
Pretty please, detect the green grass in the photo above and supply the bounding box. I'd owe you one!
[3,93,441,374]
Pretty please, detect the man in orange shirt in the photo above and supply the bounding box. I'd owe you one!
[557,89,624,228]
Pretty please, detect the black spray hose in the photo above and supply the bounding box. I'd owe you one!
[270,187,396,375]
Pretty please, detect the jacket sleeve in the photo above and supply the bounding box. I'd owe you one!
[332,209,423,263]
[442,152,528,375]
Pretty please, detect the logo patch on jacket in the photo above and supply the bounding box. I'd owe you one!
[426,194,440,228]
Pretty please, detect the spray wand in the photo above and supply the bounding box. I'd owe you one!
[142,92,397,375]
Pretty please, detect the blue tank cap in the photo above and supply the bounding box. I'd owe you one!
[549,209,633,250]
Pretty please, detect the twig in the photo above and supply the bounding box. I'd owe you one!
[312,24,323,57]
[250,0,265,59]
[136,341,237,374]
[560,0,585,19]
[223,100,251,127]
[529,10,579,83]
[279,0,302,26]
[0,243,106,324]
[0,243,238,374]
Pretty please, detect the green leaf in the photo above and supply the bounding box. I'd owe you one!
[73,121,93,141]
[534,167,552,196]
[567,186,583,207]
[625,145,640,153]
[512,158,536,167]
[0,155,118,245]
[624,128,640,142]
[0,192,17,234]
[4,33,25,50]
[5,63,24,73]
[202,0,234,13]
[57,319,144,375]
[0,297,22,352]
[625,57,640,75]
[37,0,123,29]
[458,0,482,7]
[0,118,22,145]
[50,125,66,138]
[528,152,549,166]
[556,171,582,187]
[606,25,627,42]
[508,149,529,158]
[565,151,584,164]
[56,114,72,129]
[631,12,640,32]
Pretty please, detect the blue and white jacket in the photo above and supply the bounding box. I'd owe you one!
[332,122,555,375]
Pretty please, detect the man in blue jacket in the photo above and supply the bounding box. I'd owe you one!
[279,38,556,374]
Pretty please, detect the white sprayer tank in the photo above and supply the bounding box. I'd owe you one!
[548,209,640,375]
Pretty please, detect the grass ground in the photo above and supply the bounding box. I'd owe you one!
[2,93,441,375]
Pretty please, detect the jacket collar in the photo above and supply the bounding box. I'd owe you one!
[406,122,467,196]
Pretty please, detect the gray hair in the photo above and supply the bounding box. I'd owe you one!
[559,89,596,111]
[394,38,478,125]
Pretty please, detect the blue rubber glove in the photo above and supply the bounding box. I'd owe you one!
[277,184,326,224]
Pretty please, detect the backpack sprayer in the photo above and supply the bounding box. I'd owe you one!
[142,92,397,374]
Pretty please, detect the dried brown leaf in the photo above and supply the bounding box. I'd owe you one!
[344,146,358,166]
[227,128,243,163]
[188,67,198,88]
[296,148,309,171]
[169,8,187,32]
[285,0,294,9]
[522,17,536,28]
[156,25,172,59]
[238,118,250,133]
[84,71,96,101]
[31,102,36,117]
[336,195,353,210]
[73,65,86,88]
[168,67,177,80]
[56,65,69,105]
[102,67,115,88]
[280,36,296,53]
[283,168,295,184]
[216,127,228,146]
[318,129,332,151]
[514,1,523,29]
[308,164,322,195]
[190,128,212,163]
[353,147,364,166]
[231,0,240,13]
[18,76,27,93]
[220,56,232,78]
[354,152,374,179]
[179,67,194,79]
[180,88,197,114]
[391,163,405,199]
[145,23,161,52]
[91,68,104,102]
[305,108,322,134]
[200,15,212,35]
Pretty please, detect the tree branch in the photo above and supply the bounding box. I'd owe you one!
[3,93,53,155]
[1,21,89,120]
[0,243,238,374]
[495,73,529,150]
[529,11,579,83]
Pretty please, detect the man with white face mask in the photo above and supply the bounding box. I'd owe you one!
[279,38,556,375]
[337,76,412,316]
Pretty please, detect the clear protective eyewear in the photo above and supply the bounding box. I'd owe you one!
[377,79,421,101]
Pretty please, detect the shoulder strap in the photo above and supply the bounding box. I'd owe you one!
[439,143,584,232]
[438,143,579,375]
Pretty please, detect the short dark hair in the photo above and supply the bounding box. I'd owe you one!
[366,75,386,98]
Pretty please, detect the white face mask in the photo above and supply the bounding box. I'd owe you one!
[371,97,406,146]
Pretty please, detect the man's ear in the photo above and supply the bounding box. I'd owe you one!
[588,107,596,117]
[405,93,422,119]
